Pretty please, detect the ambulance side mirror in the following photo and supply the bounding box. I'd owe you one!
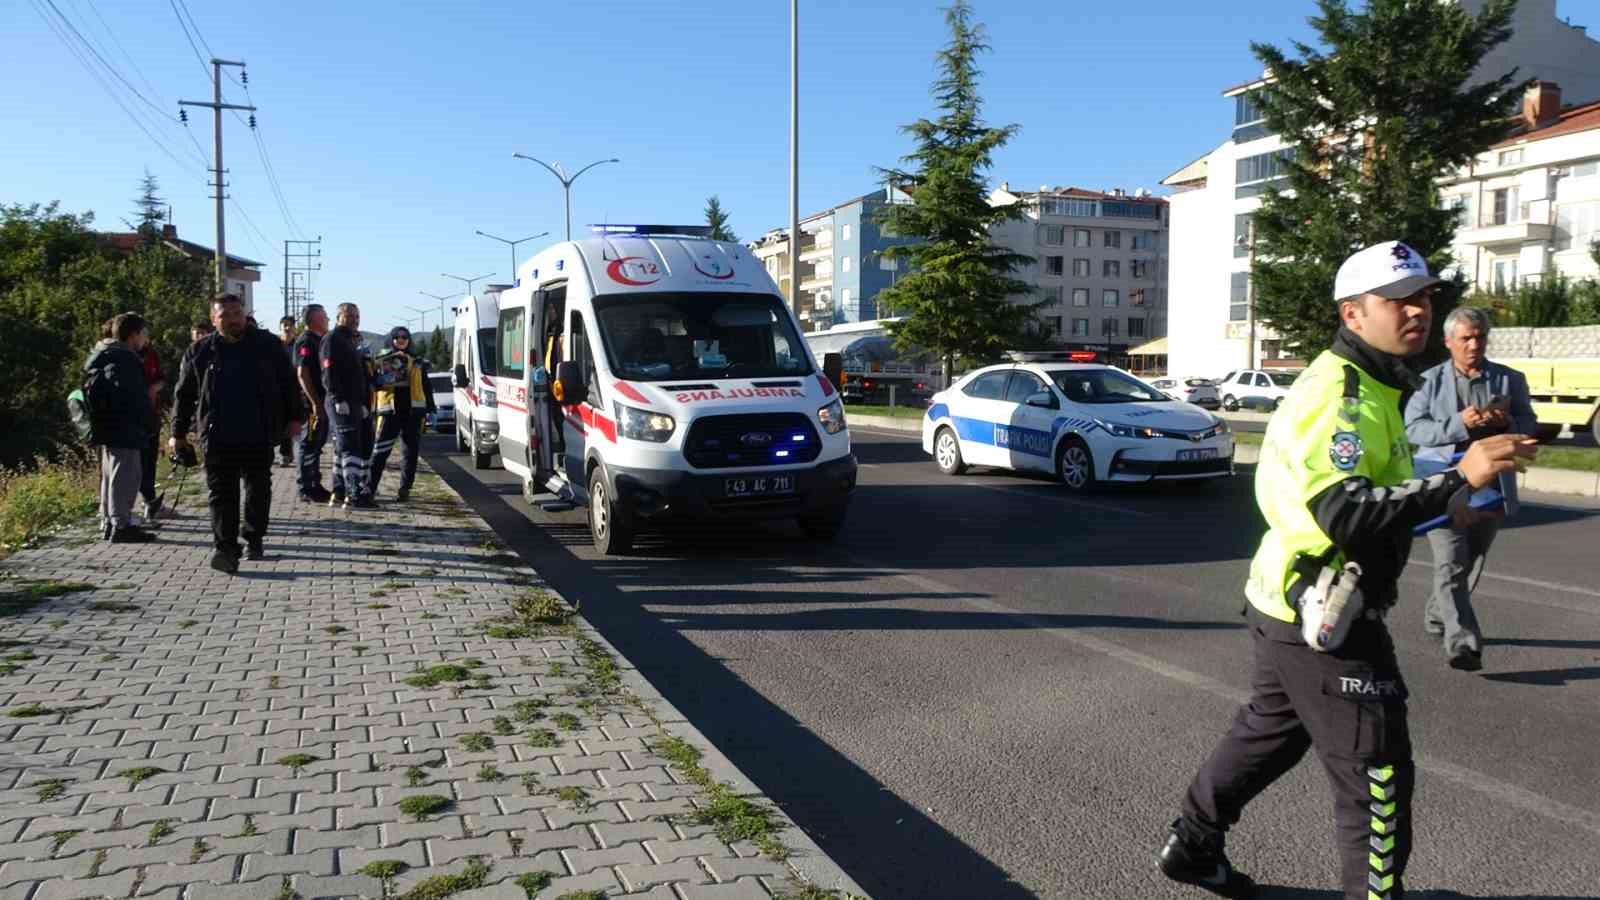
[553,361,584,406]
[452,364,468,389]
[822,353,843,392]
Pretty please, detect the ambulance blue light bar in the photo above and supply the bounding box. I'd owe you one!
[589,224,715,238]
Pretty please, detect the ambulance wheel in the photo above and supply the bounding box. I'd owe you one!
[589,469,634,555]
[457,422,470,453]
[933,427,966,475]
[799,504,847,541]
[1056,438,1096,493]
[1222,394,1240,412]
[472,430,493,470]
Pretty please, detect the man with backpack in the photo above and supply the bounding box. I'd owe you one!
[81,312,157,543]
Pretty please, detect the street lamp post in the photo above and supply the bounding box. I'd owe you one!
[475,230,548,286]
[419,290,455,333]
[510,155,620,240]
[405,304,432,334]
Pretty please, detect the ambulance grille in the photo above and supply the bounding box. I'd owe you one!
[683,413,822,469]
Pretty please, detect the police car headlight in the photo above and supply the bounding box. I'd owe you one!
[1211,418,1230,436]
[481,388,497,408]
[615,403,675,442]
[817,399,847,435]
[1097,418,1158,439]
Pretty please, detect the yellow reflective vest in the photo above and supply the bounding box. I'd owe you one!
[373,352,426,417]
[1244,351,1414,623]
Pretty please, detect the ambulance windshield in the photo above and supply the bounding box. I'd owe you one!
[594,292,813,382]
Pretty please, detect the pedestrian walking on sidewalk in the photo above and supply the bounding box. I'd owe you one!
[190,320,214,345]
[291,304,332,503]
[1157,243,1536,900]
[1403,306,1536,672]
[367,326,433,502]
[321,302,377,509]
[277,315,300,468]
[171,294,305,574]
[84,312,157,544]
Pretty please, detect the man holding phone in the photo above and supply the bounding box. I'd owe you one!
[1404,306,1537,670]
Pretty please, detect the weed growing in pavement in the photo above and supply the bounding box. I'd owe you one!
[402,664,472,688]
[552,891,606,900]
[546,661,566,678]
[419,567,440,577]
[475,764,506,783]
[512,591,569,625]
[773,888,870,900]
[367,592,388,600]
[551,713,580,731]
[458,732,494,752]
[47,618,66,627]
[0,662,20,676]
[397,794,452,821]
[479,540,501,553]
[271,876,296,900]
[650,732,789,859]
[490,716,515,736]
[462,657,486,668]
[87,601,139,613]
[509,698,548,723]
[276,753,318,776]
[33,778,69,802]
[420,612,443,620]
[118,766,166,789]
[394,856,490,900]
[404,766,427,787]
[482,623,532,639]
[553,786,591,811]
[512,871,555,897]
[352,645,370,656]
[99,653,116,662]
[525,729,557,749]
[146,818,175,845]
[437,588,467,598]
[323,625,348,635]
[47,830,80,856]
[236,815,259,837]
[88,848,106,877]
[189,838,210,863]
[267,675,282,689]
[8,702,61,718]
[5,648,36,661]
[381,581,413,590]
[177,619,198,629]
[469,673,493,690]
[359,859,409,891]
[519,774,540,794]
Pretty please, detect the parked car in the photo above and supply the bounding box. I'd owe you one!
[1215,368,1298,411]
[1148,375,1220,410]
[427,372,455,433]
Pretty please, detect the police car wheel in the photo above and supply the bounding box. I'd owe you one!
[934,428,966,475]
[1056,439,1095,492]
[589,470,634,555]
[1222,394,1239,412]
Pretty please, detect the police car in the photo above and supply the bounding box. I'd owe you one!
[921,363,1234,491]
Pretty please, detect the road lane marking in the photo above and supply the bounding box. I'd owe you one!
[882,565,1600,838]
[1478,570,1600,599]
[1399,570,1600,616]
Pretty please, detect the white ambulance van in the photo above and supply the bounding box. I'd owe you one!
[493,225,856,554]
[450,291,500,469]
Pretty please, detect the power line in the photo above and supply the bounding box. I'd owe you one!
[167,0,210,81]
[174,0,214,59]
[75,0,164,104]
[41,0,171,120]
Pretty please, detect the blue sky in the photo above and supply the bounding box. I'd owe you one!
[2,1,1586,333]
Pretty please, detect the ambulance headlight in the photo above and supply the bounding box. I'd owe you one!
[481,388,497,408]
[615,403,675,442]
[817,399,847,435]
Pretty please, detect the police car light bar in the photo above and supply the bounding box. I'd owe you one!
[589,224,715,238]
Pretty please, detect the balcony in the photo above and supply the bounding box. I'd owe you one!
[798,238,834,263]
[798,272,833,292]
[1456,217,1554,247]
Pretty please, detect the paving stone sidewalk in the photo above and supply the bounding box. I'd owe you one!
[0,456,865,900]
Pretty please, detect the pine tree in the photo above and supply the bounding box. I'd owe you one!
[873,0,1036,384]
[428,325,448,369]
[704,196,737,242]
[125,169,166,240]
[1248,0,1524,359]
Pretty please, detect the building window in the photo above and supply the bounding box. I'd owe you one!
[1040,224,1065,245]
[1131,230,1156,251]
[841,224,851,241]
[1101,201,1162,221]
[1071,318,1089,336]
[1131,259,1150,279]
[1233,214,1253,257]
[1071,288,1089,307]
[1443,193,1476,229]
[1073,228,1092,247]
[1568,160,1599,179]
[1556,201,1600,251]
[1233,90,1272,142]
[1490,186,1521,226]
[1498,148,1524,166]
[879,254,898,271]
[1127,317,1146,338]
[1101,318,1120,338]
[1046,285,1065,305]
[1492,259,1519,292]
[1230,272,1250,321]
[1073,258,1090,277]
[1103,260,1121,278]
[1102,289,1119,308]
[1046,316,1062,336]
[1130,288,1146,307]
[1103,230,1121,249]
[841,255,852,273]
[1235,148,1295,198]
[840,288,852,307]
[1045,255,1065,276]
[1042,198,1098,217]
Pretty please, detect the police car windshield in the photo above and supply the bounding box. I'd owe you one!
[594,292,812,382]
[1048,368,1171,404]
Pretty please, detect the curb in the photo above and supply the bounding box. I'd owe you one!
[427,461,871,899]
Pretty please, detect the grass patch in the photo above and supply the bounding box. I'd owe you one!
[476,764,506,783]
[276,753,318,775]
[519,773,540,794]
[458,732,494,752]
[394,856,490,900]
[380,580,413,590]
[189,838,211,864]
[553,892,607,900]
[48,829,80,856]
[510,698,548,723]
[367,592,388,600]
[551,713,580,731]
[322,624,348,635]
[513,871,556,897]
[420,611,443,620]
[352,645,370,656]
[653,734,788,859]
[236,815,259,838]
[1535,444,1600,473]
[272,877,296,900]
[526,728,558,749]
[547,661,566,678]
[146,818,175,845]
[512,591,570,625]
[33,778,69,802]
[360,859,409,888]
[404,766,428,787]
[553,786,591,811]
[87,601,139,613]
[397,794,452,821]
[490,716,515,736]
[0,458,97,555]
[118,766,166,789]
[177,619,198,629]
[0,580,95,617]
[403,664,472,688]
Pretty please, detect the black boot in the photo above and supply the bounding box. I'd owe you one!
[1157,820,1255,898]
[109,525,157,544]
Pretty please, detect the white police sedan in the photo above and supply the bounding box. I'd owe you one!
[921,363,1234,491]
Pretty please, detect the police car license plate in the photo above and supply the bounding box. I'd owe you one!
[724,475,795,497]
[1177,448,1218,461]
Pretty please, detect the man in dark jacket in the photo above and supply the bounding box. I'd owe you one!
[321,302,376,509]
[367,326,435,501]
[172,294,305,574]
[291,304,332,503]
[86,312,157,543]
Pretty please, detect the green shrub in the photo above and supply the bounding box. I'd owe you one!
[0,457,96,554]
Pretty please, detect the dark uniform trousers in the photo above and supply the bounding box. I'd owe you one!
[326,397,372,496]
[204,444,273,553]
[368,409,422,494]
[1182,610,1413,900]
[295,407,329,495]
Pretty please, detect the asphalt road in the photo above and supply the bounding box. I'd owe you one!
[424,427,1600,900]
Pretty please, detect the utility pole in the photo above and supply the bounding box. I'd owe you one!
[789,0,799,322]
[180,58,255,292]
[282,237,322,321]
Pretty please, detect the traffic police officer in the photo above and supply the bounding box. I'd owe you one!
[1157,242,1535,899]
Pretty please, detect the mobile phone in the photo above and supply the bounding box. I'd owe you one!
[1486,395,1510,413]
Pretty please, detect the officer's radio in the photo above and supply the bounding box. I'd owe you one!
[1294,559,1364,652]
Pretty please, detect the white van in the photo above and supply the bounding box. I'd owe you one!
[493,225,856,554]
[451,292,500,469]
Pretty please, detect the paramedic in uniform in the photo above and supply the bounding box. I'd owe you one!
[1156,242,1535,900]
[366,326,434,501]
[320,302,377,509]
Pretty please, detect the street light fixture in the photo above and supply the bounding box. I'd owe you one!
[510,155,620,240]
[405,304,433,333]
[419,290,456,330]
[475,230,548,286]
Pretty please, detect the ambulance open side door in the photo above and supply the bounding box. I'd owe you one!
[528,285,571,499]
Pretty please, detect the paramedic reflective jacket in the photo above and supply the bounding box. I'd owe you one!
[1244,329,1469,625]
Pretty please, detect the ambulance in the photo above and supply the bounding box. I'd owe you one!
[493,225,856,554]
[450,291,500,469]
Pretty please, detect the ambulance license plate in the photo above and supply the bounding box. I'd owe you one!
[724,475,795,497]
[1178,448,1218,461]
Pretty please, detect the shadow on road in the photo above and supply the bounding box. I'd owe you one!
[1481,666,1600,687]
[1258,890,1600,900]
